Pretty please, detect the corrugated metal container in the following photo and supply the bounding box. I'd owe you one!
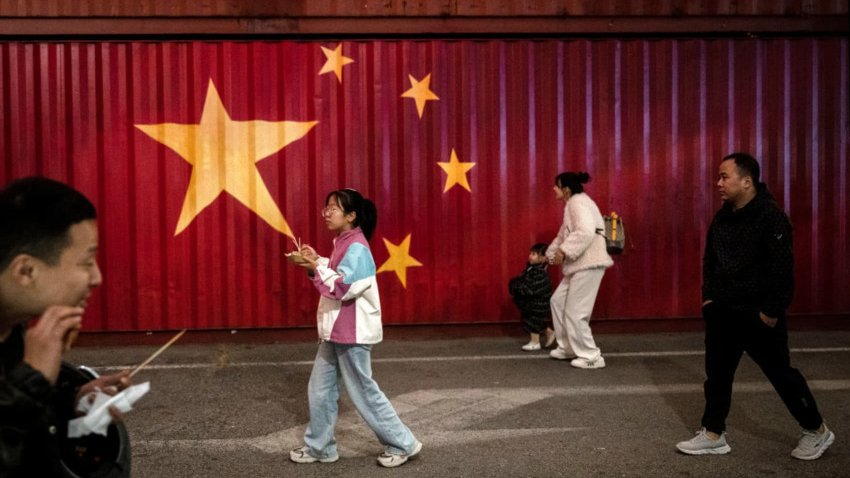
[1,1,845,35]
[1,38,847,331]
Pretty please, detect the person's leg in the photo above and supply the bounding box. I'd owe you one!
[302,341,342,459]
[700,304,744,435]
[544,327,556,347]
[562,268,605,362]
[744,313,823,430]
[335,343,418,455]
[549,278,574,356]
[744,312,835,459]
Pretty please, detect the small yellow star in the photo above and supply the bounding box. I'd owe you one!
[437,149,477,192]
[401,73,439,118]
[135,79,317,238]
[318,44,354,83]
[377,234,423,288]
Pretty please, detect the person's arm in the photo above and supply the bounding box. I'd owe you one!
[1,361,54,472]
[702,224,717,306]
[509,269,536,297]
[545,207,568,262]
[559,200,596,261]
[312,243,375,300]
[527,267,552,298]
[761,210,794,319]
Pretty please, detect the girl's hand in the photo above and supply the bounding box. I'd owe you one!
[299,244,318,262]
[295,244,319,271]
[296,255,318,271]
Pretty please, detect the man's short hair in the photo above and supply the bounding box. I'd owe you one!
[722,152,760,184]
[0,177,96,270]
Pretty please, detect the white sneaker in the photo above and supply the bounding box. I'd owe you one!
[791,425,835,460]
[676,428,731,455]
[289,445,339,463]
[549,348,575,360]
[377,441,422,468]
[521,341,541,351]
[570,356,606,369]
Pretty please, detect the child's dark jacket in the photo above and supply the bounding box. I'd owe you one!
[508,263,552,320]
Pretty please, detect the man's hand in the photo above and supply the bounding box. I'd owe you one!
[759,312,778,328]
[76,370,132,420]
[23,305,83,384]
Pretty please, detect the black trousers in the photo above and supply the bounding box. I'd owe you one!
[701,303,823,434]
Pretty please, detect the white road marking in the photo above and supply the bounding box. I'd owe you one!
[134,380,850,455]
[93,346,850,373]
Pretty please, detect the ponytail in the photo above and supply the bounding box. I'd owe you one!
[326,188,378,241]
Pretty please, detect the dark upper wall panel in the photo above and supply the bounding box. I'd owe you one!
[0,0,846,36]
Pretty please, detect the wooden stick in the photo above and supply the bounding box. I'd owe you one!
[129,329,187,378]
[290,236,302,252]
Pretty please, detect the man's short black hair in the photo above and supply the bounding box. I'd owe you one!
[722,152,760,184]
[0,177,96,270]
[530,243,549,256]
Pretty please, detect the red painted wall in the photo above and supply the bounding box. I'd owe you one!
[1,38,847,331]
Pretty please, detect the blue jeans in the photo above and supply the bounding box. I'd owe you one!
[304,341,417,459]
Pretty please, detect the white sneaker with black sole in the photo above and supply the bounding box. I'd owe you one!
[570,356,606,369]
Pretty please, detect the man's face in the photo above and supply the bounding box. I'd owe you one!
[716,159,750,205]
[26,219,102,314]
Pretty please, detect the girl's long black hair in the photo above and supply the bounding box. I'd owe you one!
[325,188,378,241]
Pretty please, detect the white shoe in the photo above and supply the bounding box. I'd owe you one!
[570,356,606,369]
[377,441,422,468]
[521,341,541,351]
[791,425,835,460]
[549,348,575,360]
[290,445,339,463]
[676,428,731,455]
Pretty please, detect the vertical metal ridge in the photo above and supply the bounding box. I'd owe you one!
[0,38,846,330]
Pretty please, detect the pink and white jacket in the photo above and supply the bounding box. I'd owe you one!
[546,192,614,276]
[311,227,382,344]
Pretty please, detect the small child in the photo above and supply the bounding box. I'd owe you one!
[508,242,555,351]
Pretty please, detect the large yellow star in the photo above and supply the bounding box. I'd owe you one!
[377,234,423,288]
[135,79,317,238]
[437,149,476,192]
[318,44,354,83]
[401,73,439,118]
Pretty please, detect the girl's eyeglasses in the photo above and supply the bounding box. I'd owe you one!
[321,206,341,216]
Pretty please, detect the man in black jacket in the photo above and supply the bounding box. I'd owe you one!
[676,153,834,460]
[0,177,129,477]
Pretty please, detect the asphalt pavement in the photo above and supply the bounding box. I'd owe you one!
[67,330,850,477]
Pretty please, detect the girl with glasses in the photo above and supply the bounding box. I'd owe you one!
[289,189,422,468]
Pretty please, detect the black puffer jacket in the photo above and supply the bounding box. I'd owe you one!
[0,325,64,478]
[508,263,553,320]
[702,183,794,318]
